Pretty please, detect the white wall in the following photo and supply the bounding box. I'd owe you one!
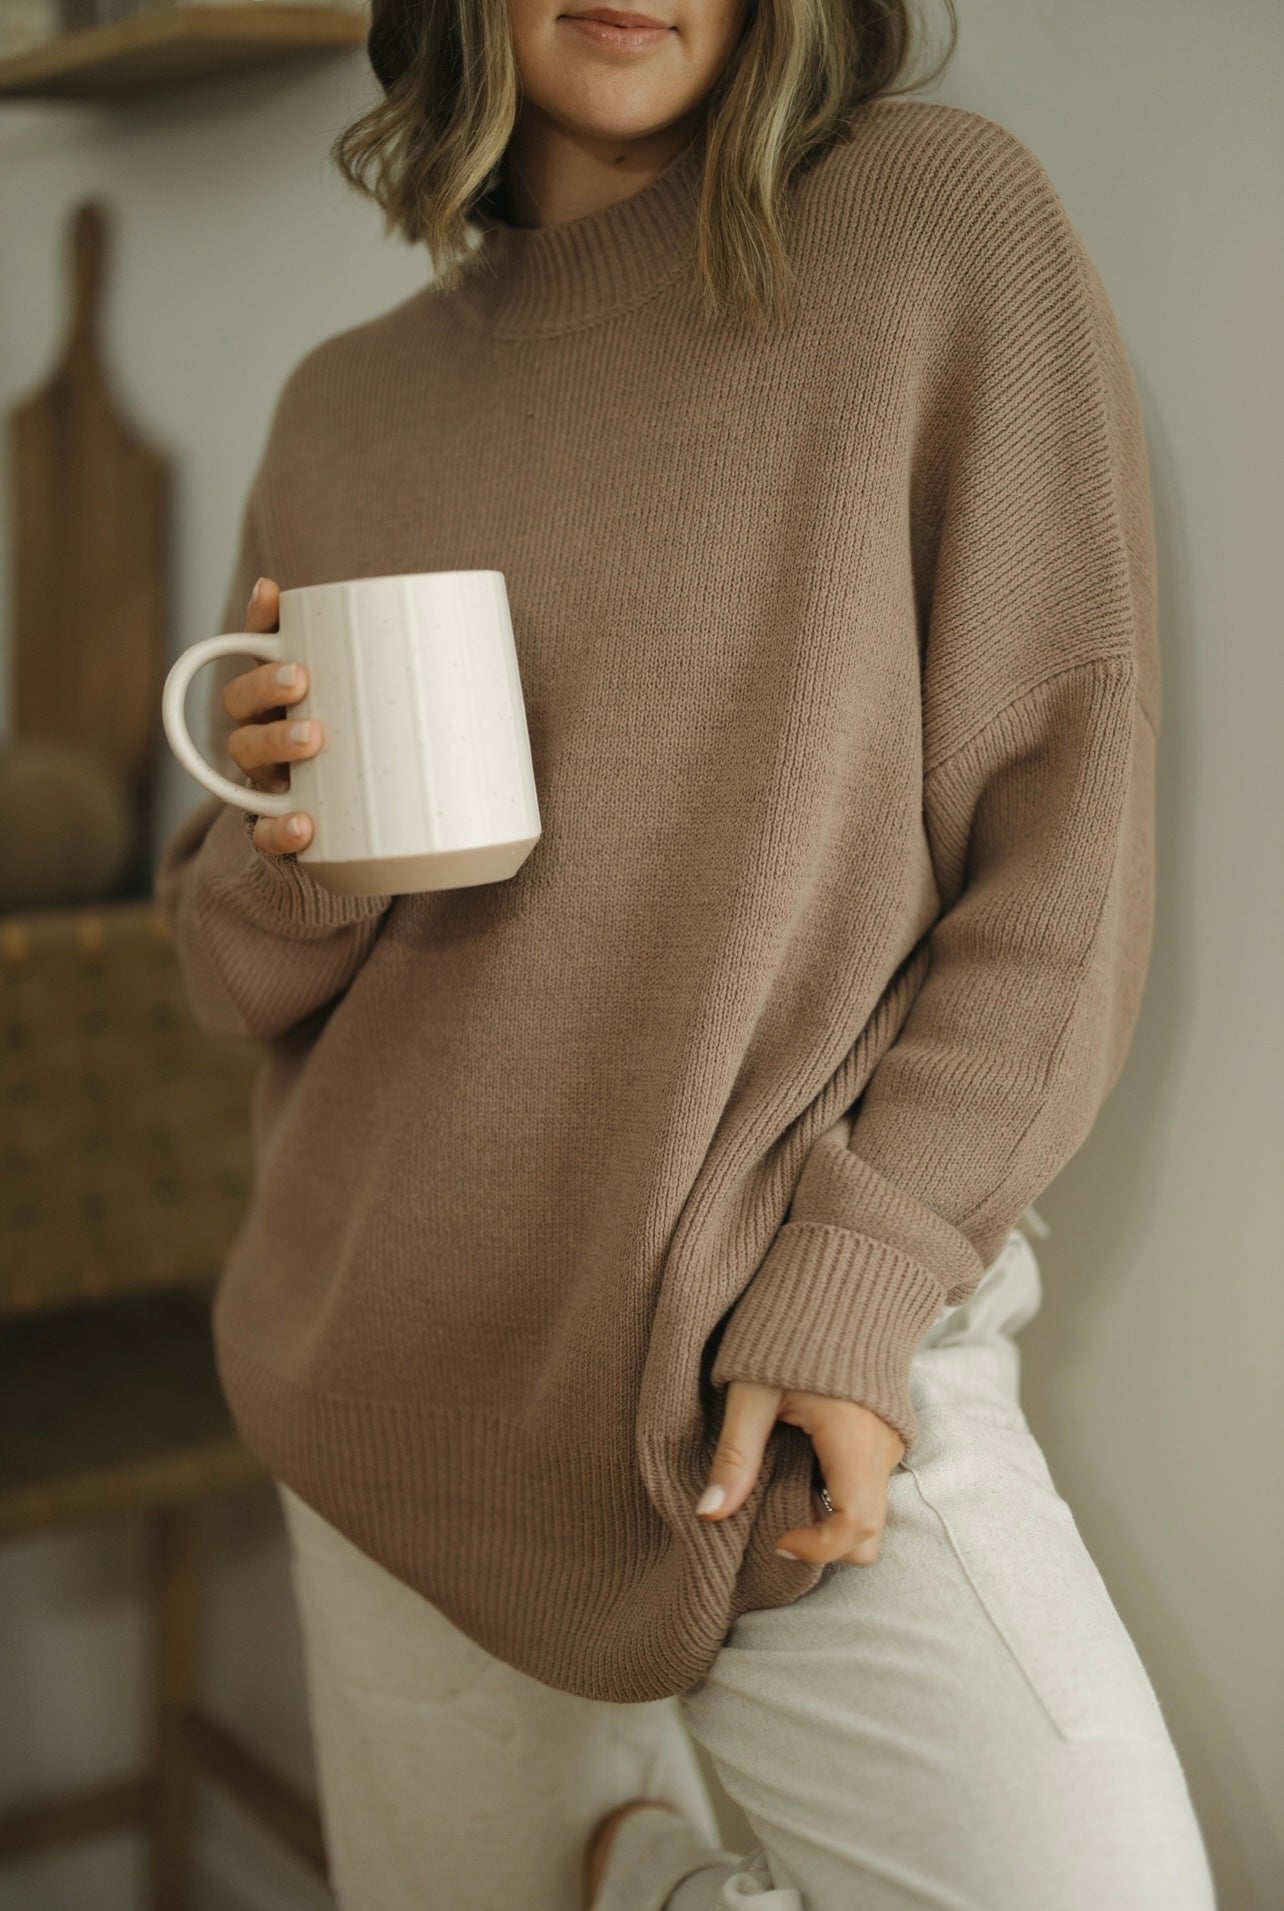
[931,12,1284,1910]
[1,3,1280,1905]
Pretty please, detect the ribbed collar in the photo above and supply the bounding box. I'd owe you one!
[458,125,707,337]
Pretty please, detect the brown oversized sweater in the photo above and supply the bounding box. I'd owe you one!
[154,98,1159,1703]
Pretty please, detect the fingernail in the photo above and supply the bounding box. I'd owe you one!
[289,721,312,743]
[251,577,262,604]
[775,1547,801,1560]
[276,664,298,687]
[694,1484,725,1516]
[288,815,306,837]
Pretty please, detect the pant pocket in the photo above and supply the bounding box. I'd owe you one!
[899,1426,1174,1746]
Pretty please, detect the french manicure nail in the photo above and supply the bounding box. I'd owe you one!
[251,577,262,603]
[775,1547,801,1560]
[695,1484,725,1516]
[288,816,306,837]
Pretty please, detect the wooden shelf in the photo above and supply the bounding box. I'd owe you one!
[0,3,369,101]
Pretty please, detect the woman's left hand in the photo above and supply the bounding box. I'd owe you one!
[694,1382,906,1566]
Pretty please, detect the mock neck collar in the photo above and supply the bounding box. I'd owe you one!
[457,126,707,337]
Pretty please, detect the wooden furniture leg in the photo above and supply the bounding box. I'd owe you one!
[150,1501,199,1911]
[0,1288,329,1899]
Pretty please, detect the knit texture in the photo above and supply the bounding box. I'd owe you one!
[154,98,1159,1703]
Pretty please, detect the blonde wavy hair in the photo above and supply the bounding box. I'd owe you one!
[331,0,958,331]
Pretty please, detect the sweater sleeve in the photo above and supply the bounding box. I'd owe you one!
[152,469,393,1045]
[710,136,1160,1455]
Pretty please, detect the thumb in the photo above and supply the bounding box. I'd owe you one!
[695,1380,783,1521]
[246,575,280,633]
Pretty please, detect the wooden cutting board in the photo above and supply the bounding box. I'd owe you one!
[8,197,171,801]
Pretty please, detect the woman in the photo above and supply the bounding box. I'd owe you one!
[155,0,1217,1904]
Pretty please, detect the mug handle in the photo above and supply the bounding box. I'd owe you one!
[162,632,295,816]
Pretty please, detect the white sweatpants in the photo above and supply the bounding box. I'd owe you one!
[275,1222,1216,1910]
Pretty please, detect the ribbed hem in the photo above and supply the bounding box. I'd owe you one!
[214,1333,824,1704]
[709,1222,948,1453]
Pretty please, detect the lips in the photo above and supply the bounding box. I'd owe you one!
[566,8,669,23]
[559,10,674,49]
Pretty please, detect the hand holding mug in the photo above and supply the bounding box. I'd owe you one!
[162,567,541,897]
[222,576,322,858]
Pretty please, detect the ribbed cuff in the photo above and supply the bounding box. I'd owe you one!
[709,1223,949,1453]
[708,1118,992,1454]
[232,802,392,931]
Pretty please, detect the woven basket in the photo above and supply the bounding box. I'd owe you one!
[1,897,261,1320]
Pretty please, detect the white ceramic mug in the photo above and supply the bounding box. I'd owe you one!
[161,570,542,897]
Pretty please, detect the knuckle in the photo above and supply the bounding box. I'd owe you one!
[834,1512,882,1552]
[239,726,273,768]
[222,673,253,722]
[713,1440,752,1474]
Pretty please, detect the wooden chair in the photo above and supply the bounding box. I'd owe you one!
[0,897,328,1909]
